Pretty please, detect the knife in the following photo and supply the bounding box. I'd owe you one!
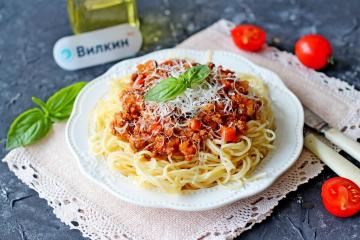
[304,130,360,186]
[304,106,360,163]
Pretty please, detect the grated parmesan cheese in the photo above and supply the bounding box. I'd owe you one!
[143,61,239,123]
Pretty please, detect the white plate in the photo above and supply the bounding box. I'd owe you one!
[66,49,304,211]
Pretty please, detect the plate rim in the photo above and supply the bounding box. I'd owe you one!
[66,48,304,211]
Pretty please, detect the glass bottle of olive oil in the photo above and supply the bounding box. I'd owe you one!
[67,0,139,34]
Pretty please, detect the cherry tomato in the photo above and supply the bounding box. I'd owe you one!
[295,34,332,70]
[231,24,266,52]
[221,127,236,143]
[190,119,201,131]
[321,177,360,218]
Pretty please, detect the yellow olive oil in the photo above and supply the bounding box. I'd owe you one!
[67,0,139,34]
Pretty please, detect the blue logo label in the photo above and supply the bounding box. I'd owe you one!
[60,48,73,60]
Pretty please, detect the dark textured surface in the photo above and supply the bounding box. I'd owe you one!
[0,0,359,239]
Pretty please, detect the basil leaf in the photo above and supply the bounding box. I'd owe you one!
[46,82,87,121]
[180,65,211,87]
[144,77,187,102]
[6,82,87,150]
[144,65,211,102]
[32,97,49,115]
[6,108,52,150]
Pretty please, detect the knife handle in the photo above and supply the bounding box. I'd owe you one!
[304,133,360,186]
[322,128,360,163]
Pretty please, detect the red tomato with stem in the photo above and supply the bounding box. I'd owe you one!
[231,24,266,52]
[295,34,333,70]
[321,177,360,218]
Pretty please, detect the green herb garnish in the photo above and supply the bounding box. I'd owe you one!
[144,65,211,102]
[6,82,87,150]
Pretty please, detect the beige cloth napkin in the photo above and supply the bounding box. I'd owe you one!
[3,20,360,240]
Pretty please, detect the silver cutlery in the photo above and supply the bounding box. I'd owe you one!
[304,128,360,186]
[304,107,360,163]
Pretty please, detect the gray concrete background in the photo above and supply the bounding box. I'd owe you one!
[0,0,359,239]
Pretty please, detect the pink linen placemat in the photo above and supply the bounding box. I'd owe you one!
[3,19,360,240]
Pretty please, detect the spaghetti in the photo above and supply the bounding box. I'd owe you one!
[90,59,275,193]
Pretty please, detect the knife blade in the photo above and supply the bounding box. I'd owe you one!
[304,106,360,163]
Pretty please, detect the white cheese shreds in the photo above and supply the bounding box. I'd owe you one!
[144,61,239,122]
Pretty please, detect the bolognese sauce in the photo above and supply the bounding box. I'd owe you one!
[111,59,262,160]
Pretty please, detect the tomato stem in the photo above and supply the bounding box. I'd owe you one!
[328,56,335,65]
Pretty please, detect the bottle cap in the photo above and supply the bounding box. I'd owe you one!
[53,24,142,70]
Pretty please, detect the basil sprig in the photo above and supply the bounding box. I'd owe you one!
[6,82,87,150]
[144,65,211,102]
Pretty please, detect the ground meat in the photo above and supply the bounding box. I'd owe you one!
[111,59,262,160]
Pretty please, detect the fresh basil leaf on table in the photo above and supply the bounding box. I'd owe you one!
[144,65,210,102]
[46,82,87,120]
[6,81,87,150]
[6,108,52,150]
[32,96,49,114]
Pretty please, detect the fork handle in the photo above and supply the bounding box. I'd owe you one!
[304,133,360,186]
[322,128,360,163]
